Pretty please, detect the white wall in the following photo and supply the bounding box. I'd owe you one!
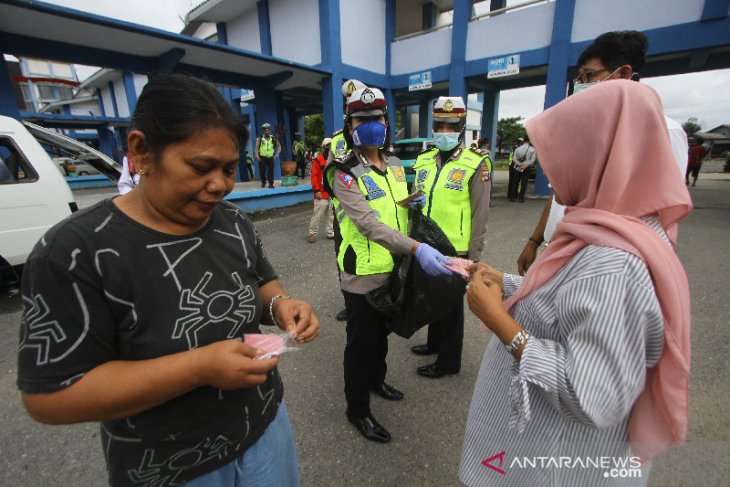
[341,0,386,74]
[100,88,114,117]
[391,28,451,75]
[227,8,262,53]
[466,1,554,61]
[270,0,321,64]
[133,74,148,98]
[572,0,703,42]
[112,79,129,118]
[70,100,101,117]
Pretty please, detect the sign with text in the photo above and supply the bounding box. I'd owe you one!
[240,89,255,102]
[487,55,520,79]
[408,71,432,91]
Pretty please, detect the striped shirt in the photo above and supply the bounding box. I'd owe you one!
[459,218,668,487]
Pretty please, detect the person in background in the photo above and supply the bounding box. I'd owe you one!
[686,139,710,186]
[292,132,308,180]
[509,135,536,203]
[307,138,334,243]
[117,151,139,195]
[255,122,281,189]
[329,79,367,322]
[323,87,452,443]
[328,79,367,163]
[244,150,255,180]
[460,80,692,487]
[506,140,520,201]
[18,73,319,487]
[516,30,689,276]
[409,96,492,379]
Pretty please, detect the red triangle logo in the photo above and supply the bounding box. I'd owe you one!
[481,451,507,475]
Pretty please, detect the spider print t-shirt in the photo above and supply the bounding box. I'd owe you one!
[17,199,284,486]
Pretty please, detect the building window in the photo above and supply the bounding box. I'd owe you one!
[19,84,35,111]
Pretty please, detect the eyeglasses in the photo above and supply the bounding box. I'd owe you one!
[572,66,621,85]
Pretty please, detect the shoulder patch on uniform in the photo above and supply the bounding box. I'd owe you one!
[339,172,355,189]
[481,164,491,182]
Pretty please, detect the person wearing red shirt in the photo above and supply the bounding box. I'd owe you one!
[307,138,334,243]
[686,139,710,186]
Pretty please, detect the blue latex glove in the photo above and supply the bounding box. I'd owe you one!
[408,194,427,210]
[415,243,452,277]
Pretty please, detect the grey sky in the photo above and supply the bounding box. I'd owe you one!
[45,0,730,131]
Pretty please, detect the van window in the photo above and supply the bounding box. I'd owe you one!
[0,137,39,184]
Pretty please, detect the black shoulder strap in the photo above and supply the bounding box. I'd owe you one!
[322,151,358,198]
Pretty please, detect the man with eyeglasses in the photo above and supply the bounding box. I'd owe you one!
[516,30,689,276]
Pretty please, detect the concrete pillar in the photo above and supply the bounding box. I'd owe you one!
[537,0,577,196]
[448,0,471,99]
[480,89,499,155]
[419,97,432,138]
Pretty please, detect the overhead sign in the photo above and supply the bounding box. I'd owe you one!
[240,89,255,102]
[408,70,432,91]
[487,55,520,79]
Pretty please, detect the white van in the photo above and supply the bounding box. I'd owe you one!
[0,115,120,285]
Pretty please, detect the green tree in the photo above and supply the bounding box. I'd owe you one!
[303,114,325,150]
[496,116,526,158]
[682,117,702,138]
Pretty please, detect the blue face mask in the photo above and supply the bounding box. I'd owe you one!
[433,132,460,151]
[352,121,386,147]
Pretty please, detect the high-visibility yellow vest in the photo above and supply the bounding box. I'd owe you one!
[326,153,409,275]
[413,147,490,254]
[259,136,275,158]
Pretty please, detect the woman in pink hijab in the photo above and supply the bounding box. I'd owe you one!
[458,81,692,487]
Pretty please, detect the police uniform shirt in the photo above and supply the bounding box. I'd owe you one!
[331,152,418,295]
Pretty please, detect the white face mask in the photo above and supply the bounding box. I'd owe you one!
[572,67,622,94]
[433,132,460,151]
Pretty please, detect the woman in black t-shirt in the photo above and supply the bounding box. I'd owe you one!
[17,74,319,487]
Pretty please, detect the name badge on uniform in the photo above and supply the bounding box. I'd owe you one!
[391,166,406,182]
[361,174,386,200]
[445,168,466,191]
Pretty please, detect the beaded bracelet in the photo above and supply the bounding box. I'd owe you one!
[269,294,290,328]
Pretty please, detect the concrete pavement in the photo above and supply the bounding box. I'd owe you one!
[1,170,728,486]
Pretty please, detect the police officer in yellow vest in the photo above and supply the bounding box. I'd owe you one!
[255,122,281,188]
[329,79,367,323]
[410,96,493,378]
[292,132,307,179]
[328,79,366,164]
[323,87,453,444]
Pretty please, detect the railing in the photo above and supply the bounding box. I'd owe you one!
[471,0,550,21]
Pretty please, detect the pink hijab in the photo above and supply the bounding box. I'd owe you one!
[507,81,692,460]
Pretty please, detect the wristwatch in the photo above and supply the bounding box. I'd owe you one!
[504,329,530,354]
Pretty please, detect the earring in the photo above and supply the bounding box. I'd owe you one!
[138,169,145,176]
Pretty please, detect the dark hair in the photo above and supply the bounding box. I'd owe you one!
[577,31,648,73]
[132,74,247,158]
[342,114,392,152]
[477,137,489,146]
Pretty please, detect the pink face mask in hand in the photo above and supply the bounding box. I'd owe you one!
[244,332,300,360]
[443,257,473,280]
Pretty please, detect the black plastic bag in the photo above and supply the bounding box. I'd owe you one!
[366,210,467,338]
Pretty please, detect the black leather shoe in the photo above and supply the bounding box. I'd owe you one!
[347,413,391,443]
[417,363,458,379]
[371,382,404,401]
[411,344,436,356]
[335,308,348,321]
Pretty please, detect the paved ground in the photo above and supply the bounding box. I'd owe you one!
[0,169,728,486]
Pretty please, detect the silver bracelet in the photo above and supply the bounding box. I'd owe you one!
[504,329,530,354]
[269,294,290,328]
